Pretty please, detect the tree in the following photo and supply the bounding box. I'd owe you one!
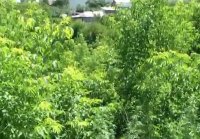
[76,4,85,12]
[86,0,107,9]
[113,0,198,137]
[51,0,69,7]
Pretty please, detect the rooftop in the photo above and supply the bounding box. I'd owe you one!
[72,11,104,18]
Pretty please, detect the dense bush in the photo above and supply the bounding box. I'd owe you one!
[71,20,86,38]
[71,20,108,44]
[82,22,107,44]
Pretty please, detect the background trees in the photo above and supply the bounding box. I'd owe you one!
[86,0,108,9]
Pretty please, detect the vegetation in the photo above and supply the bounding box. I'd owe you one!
[71,20,108,44]
[76,4,85,12]
[75,0,110,12]
[1,0,200,139]
[41,0,70,17]
[86,0,108,9]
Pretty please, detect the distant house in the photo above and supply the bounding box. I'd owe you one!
[71,6,117,22]
[101,7,116,14]
[71,11,104,22]
[72,0,136,22]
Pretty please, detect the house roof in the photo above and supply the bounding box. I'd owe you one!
[71,11,104,18]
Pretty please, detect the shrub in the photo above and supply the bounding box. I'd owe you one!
[71,20,85,38]
[82,22,107,44]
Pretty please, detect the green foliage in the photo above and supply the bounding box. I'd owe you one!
[76,4,85,12]
[71,21,108,44]
[71,20,85,38]
[114,0,196,101]
[2,0,200,138]
[115,0,195,76]
[126,51,200,138]
[192,1,200,53]
[113,0,200,138]
[82,22,107,44]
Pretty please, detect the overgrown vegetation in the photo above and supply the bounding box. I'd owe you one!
[1,0,200,138]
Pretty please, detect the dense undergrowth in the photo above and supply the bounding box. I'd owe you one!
[1,0,200,138]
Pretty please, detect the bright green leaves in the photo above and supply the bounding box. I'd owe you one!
[0,37,15,47]
[52,63,118,138]
[63,66,85,81]
[63,27,74,39]
[60,17,70,25]
[80,97,102,105]
[26,18,36,29]
[0,2,74,71]
[35,118,63,137]
[44,118,63,134]
[4,0,200,138]
[0,46,42,138]
[52,17,73,40]
[38,101,52,111]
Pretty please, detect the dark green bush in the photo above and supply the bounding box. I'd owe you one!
[82,22,107,44]
[71,20,85,38]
